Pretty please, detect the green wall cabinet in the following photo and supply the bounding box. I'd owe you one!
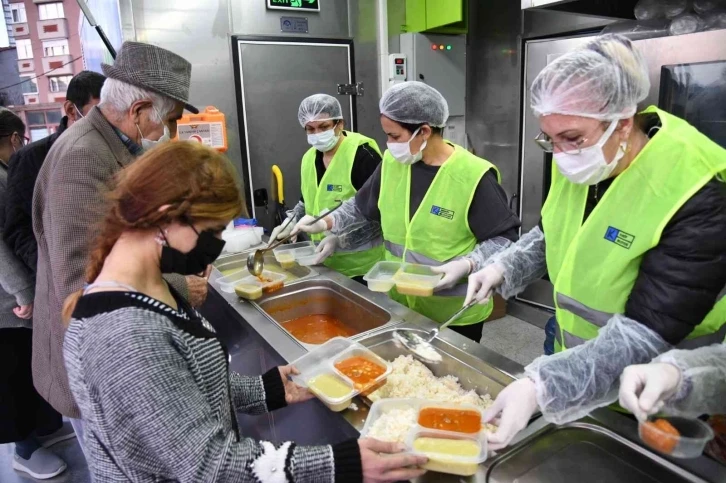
[403,0,467,34]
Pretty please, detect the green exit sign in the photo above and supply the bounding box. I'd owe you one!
[267,0,320,12]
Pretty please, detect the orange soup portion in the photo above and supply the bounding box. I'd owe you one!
[334,356,386,390]
[418,408,482,434]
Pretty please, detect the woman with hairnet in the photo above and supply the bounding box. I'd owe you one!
[269,94,384,279]
[465,34,726,449]
[293,82,520,341]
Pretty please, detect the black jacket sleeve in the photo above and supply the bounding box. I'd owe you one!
[625,178,726,345]
[3,144,47,272]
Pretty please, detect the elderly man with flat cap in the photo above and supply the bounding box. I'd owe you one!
[31,42,207,443]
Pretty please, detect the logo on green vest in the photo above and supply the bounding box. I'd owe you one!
[604,226,635,249]
[326,184,343,192]
[430,205,454,220]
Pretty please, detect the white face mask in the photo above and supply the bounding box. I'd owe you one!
[553,120,627,185]
[387,127,427,165]
[307,123,340,152]
[136,108,171,150]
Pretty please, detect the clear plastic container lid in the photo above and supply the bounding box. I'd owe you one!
[273,241,316,263]
[363,261,403,292]
[290,337,391,407]
[217,269,285,294]
[405,426,487,472]
[639,417,715,459]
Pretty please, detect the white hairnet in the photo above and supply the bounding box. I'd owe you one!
[525,315,671,425]
[379,81,449,128]
[298,94,343,127]
[654,344,726,418]
[531,34,651,121]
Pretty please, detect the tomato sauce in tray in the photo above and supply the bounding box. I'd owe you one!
[334,356,386,391]
[418,407,482,434]
[281,314,354,345]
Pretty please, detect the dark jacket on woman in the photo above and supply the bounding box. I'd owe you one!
[3,117,68,273]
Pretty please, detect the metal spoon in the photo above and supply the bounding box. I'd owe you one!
[394,301,477,363]
[246,201,345,276]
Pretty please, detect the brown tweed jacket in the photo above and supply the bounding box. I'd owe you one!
[32,107,188,418]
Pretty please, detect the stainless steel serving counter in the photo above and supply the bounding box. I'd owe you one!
[204,255,726,483]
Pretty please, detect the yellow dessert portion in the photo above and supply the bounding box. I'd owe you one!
[307,373,353,412]
[395,281,434,297]
[413,437,481,476]
[234,284,263,300]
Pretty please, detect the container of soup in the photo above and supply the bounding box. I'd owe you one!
[407,427,487,477]
[363,261,402,292]
[290,337,391,412]
[273,241,316,267]
[639,417,714,458]
[218,269,285,295]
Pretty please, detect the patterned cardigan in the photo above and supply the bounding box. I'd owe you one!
[64,289,362,482]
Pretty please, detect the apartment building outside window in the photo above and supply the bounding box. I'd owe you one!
[20,76,39,95]
[9,3,27,23]
[49,75,72,93]
[16,39,33,59]
[43,39,69,57]
[25,110,63,142]
[38,2,65,20]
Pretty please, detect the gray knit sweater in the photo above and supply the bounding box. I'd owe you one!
[0,164,35,330]
[64,289,362,482]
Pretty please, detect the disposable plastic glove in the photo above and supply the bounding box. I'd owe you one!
[464,262,505,305]
[270,216,296,241]
[619,362,682,422]
[291,214,330,236]
[482,378,538,451]
[431,259,472,291]
[313,235,338,265]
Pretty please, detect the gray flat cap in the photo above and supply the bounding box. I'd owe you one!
[102,41,198,114]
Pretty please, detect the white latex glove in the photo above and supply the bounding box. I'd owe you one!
[431,259,472,291]
[313,235,338,265]
[270,216,296,241]
[465,262,505,305]
[619,363,682,422]
[291,214,330,236]
[483,378,538,451]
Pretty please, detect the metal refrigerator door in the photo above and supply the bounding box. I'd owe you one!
[235,39,355,230]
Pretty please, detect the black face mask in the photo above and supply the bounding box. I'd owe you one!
[159,225,226,275]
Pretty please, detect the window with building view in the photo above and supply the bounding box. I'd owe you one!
[38,2,65,20]
[10,3,27,23]
[49,75,72,93]
[16,39,33,59]
[43,39,69,57]
[20,76,39,95]
[25,110,63,142]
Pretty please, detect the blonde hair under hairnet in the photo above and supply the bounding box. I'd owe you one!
[379,81,449,128]
[298,94,343,127]
[531,34,651,121]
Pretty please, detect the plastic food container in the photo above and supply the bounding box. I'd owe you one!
[639,417,714,458]
[273,241,316,266]
[393,264,443,297]
[363,261,402,292]
[290,337,391,412]
[296,248,319,267]
[407,427,487,477]
[217,269,285,295]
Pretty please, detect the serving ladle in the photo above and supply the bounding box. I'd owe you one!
[246,201,345,276]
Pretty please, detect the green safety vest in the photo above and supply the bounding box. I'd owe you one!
[542,106,726,353]
[379,143,501,326]
[301,131,384,277]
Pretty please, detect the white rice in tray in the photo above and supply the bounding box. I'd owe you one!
[367,408,418,443]
[369,355,494,410]
[364,355,497,442]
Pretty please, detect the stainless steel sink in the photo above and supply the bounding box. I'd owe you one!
[253,280,393,347]
[214,251,316,283]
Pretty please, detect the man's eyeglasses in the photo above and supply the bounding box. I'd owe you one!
[0,133,30,146]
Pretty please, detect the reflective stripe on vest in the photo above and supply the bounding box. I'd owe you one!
[300,131,383,277]
[554,291,726,349]
[543,106,726,353]
[378,144,501,325]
